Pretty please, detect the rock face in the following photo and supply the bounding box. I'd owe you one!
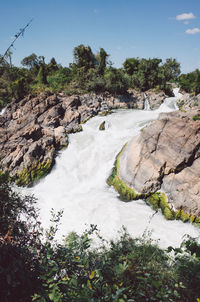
[177,92,200,111]
[0,90,166,185]
[128,89,167,110]
[119,110,200,218]
[99,121,105,131]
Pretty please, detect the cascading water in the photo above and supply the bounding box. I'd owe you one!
[144,93,150,110]
[22,89,199,247]
[0,108,5,115]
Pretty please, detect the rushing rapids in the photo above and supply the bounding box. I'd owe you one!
[22,89,199,247]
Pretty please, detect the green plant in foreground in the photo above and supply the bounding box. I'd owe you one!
[1,172,200,302]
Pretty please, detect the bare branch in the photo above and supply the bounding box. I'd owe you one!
[3,19,33,60]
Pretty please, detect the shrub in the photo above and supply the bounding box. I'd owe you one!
[192,115,200,121]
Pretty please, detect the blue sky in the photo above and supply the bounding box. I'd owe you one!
[0,0,200,73]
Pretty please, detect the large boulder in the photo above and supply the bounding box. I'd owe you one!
[117,110,200,220]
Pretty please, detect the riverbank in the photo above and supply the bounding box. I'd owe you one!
[0,89,166,186]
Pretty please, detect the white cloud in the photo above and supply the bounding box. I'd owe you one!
[186,28,200,34]
[176,12,196,21]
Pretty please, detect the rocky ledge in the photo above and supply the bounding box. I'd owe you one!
[0,90,166,186]
[108,109,200,223]
[177,92,200,111]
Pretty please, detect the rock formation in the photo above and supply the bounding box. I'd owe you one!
[0,90,166,185]
[177,92,200,111]
[99,121,106,131]
[109,109,200,222]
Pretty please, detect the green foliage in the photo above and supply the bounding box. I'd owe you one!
[96,48,109,75]
[47,57,59,74]
[0,173,41,302]
[0,46,180,107]
[178,69,200,95]
[123,57,140,75]
[37,65,47,85]
[161,58,181,82]
[123,57,179,94]
[73,44,97,71]
[33,225,200,302]
[192,115,200,121]
[21,53,39,69]
[47,67,72,92]
[104,67,129,95]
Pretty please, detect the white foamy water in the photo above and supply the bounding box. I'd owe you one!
[144,93,150,110]
[22,89,200,247]
[0,108,5,115]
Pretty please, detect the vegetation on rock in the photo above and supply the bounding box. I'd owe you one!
[107,144,200,225]
[107,144,140,201]
[16,159,54,186]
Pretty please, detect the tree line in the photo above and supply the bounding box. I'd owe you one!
[1,44,196,110]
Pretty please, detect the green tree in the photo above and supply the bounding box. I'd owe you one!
[37,64,47,85]
[97,48,109,75]
[21,53,39,69]
[161,58,181,82]
[105,67,129,94]
[73,44,96,71]
[178,69,200,95]
[47,67,72,91]
[123,57,140,75]
[47,57,59,74]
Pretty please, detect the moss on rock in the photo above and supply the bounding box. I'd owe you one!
[98,110,113,116]
[16,159,54,186]
[66,125,83,134]
[107,144,139,201]
[147,192,175,220]
[107,144,200,225]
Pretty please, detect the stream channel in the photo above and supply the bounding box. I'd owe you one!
[23,89,200,247]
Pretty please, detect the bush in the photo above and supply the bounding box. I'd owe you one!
[0,173,41,302]
[192,115,200,121]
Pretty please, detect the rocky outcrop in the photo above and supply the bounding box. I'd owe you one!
[0,90,167,185]
[99,121,105,131]
[110,110,200,222]
[128,89,167,110]
[177,92,200,111]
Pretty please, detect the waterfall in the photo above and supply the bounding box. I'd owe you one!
[21,89,199,248]
[0,108,5,115]
[144,93,150,110]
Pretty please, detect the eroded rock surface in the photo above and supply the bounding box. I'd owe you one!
[177,92,200,111]
[119,110,200,217]
[0,90,166,185]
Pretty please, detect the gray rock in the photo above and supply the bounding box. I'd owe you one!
[119,110,200,217]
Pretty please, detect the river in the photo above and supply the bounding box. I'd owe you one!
[23,89,199,247]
